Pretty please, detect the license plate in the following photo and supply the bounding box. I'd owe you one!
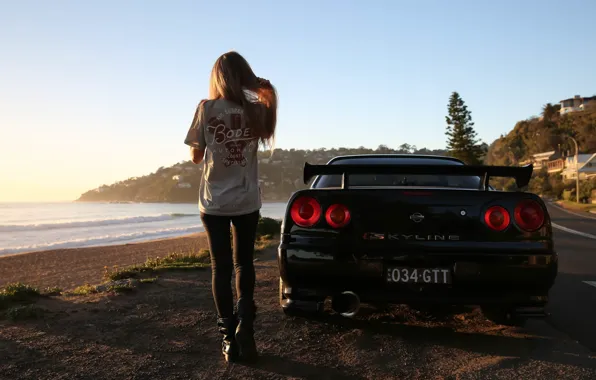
[386,267,452,284]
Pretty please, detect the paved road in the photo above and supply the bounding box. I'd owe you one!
[548,202,596,236]
[545,203,596,352]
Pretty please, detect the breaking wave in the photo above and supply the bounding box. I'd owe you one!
[0,224,205,256]
[0,213,199,232]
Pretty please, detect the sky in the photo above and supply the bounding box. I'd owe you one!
[1,0,595,202]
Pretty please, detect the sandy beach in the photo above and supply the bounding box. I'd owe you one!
[0,232,211,291]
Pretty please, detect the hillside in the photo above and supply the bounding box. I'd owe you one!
[77,145,448,203]
[78,100,596,204]
[485,102,596,167]
[485,101,596,198]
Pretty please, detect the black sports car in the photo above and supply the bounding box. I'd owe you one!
[277,154,558,325]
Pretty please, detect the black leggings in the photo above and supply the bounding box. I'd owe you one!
[200,210,260,318]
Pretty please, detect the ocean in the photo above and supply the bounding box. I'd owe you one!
[0,202,288,256]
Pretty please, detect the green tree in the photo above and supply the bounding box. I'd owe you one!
[541,103,557,123]
[445,92,483,164]
[398,143,417,153]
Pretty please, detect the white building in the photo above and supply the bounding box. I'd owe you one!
[561,153,596,180]
[560,95,596,115]
[531,151,556,170]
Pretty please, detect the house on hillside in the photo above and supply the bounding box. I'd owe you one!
[172,175,183,181]
[560,95,596,115]
[521,151,557,170]
[560,153,596,180]
[547,157,566,174]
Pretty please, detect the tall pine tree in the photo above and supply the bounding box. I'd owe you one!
[445,91,483,165]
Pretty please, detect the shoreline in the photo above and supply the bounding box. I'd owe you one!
[71,199,288,204]
[0,231,212,291]
[0,230,206,259]
[1,202,286,258]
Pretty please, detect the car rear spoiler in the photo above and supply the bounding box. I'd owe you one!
[303,162,534,190]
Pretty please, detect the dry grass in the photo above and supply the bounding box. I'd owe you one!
[4,304,46,321]
[102,234,278,282]
[0,283,51,321]
[71,283,97,296]
[102,249,211,282]
[0,282,41,310]
[255,234,278,254]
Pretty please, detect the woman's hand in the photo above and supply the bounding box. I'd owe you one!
[190,146,205,164]
[257,77,271,88]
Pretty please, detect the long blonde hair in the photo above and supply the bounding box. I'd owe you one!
[209,51,278,149]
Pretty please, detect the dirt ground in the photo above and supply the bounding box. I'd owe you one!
[0,233,210,291]
[1,247,596,380]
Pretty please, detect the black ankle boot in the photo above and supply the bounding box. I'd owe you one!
[217,316,239,362]
[235,298,258,362]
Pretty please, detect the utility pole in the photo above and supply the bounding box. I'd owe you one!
[566,136,580,203]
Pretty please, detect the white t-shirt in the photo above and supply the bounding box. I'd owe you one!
[184,98,261,216]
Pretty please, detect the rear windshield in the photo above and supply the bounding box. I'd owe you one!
[312,158,482,189]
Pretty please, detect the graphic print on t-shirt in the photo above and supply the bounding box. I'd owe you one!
[205,110,257,168]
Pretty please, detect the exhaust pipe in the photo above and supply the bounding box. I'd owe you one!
[332,291,361,318]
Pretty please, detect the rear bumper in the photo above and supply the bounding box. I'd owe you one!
[278,244,558,306]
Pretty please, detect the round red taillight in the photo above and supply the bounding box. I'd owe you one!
[290,196,321,227]
[325,204,351,228]
[514,200,545,232]
[484,206,510,231]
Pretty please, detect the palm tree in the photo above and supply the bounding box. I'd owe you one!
[542,103,557,122]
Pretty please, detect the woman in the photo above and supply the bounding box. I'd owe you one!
[184,51,277,363]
